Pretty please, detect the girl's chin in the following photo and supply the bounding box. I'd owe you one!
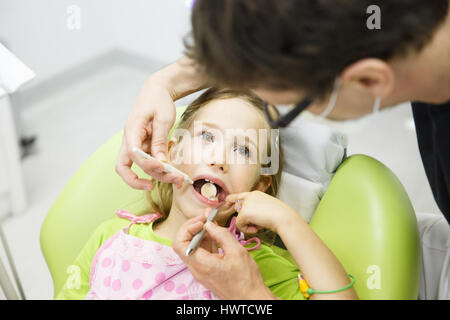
[172,192,234,224]
[181,210,234,227]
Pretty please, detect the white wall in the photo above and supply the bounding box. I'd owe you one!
[0,0,192,86]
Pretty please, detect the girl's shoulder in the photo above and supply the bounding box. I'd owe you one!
[96,211,160,242]
[82,216,127,251]
[95,215,129,238]
[95,210,159,238]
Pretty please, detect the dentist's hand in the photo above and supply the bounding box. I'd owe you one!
[116,56,207,190]
[173,211,279,300]
[116,79,180,190]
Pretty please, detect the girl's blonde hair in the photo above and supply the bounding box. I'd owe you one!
[145,87,283,243]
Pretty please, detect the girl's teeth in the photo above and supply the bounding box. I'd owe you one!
[201,182,217,199]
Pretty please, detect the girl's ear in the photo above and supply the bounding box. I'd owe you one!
[167,138,178,162]
[252,175,272,193]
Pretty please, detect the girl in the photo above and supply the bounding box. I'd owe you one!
[56,88,357,300]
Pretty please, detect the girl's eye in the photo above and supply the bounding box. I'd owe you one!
[200,130,214,143]
[235,145,250,158]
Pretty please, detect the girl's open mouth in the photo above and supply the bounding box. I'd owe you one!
[192,175,229,206]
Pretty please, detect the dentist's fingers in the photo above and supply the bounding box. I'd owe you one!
[173,207,212,256]
[154,171,185,189]
[186,221,204,237]
[116,138,154,190]
[203,221,244,257]
[116,139,184,189]
[120,84,178,189]
[124,114,150,160]
[117,119,173,190]
[177,214,207,243]
[209,235,219,254]
[124,116,166,174]
[187,218,219,254]
[150,108,176,162]
[197,231,219,254]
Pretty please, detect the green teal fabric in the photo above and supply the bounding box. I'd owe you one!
[55,215,304,300]
[41,106,420,300]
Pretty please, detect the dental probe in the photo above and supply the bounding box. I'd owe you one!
[133,147,194,185]
[185,207,219,256]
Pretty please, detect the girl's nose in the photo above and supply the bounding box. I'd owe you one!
[208,159,229,173]
[206,147,229,173]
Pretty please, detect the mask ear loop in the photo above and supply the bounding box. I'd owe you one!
[373,96,381,114]
[319,78,341,118]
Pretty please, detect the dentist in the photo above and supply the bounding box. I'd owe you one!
[116,0,450,299]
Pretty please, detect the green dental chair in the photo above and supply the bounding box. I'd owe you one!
[40,107,421,300]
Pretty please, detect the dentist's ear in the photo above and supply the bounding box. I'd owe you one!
[340,58,395,99]
[252,175,272,193]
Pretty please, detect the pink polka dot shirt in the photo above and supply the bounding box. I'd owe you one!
[85,210,219,300]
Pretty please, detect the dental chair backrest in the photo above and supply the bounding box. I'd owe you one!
[40,107,420,300]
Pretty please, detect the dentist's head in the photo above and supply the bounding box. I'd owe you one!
[186,0,450,121]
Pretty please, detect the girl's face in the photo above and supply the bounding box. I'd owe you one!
[167,97,272,225]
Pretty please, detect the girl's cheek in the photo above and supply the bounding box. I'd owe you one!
[229,165,260,191]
